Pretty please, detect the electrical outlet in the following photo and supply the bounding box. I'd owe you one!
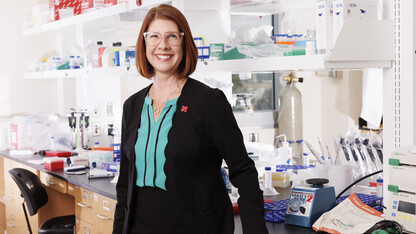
[93,123,101,136]
[92,108,100,117]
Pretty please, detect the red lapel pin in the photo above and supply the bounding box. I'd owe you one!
[181,106,188,112]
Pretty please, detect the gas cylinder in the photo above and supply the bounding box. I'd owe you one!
[277,72,303,161]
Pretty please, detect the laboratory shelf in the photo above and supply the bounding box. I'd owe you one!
[230,0,315,15]
[24,66,138,79]
[197,19,394,72]
[22,0,171,36]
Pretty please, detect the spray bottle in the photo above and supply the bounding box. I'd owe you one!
[275,134,293,165]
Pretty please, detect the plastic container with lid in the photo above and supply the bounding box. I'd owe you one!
[272,169,291,188]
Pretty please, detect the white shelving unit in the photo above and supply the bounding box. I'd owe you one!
[23,5,394,79]
[22,0,171,35]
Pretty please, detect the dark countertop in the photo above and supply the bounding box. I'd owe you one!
[1,150,117,199]
[1,150,314,234]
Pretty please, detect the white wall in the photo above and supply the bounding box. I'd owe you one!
[0,0,59,116]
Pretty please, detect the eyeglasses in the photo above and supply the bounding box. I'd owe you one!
[143,32,184,46]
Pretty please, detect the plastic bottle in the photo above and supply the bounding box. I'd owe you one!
[306,40,317,55]
[303,153,310,166]
[114,42,125,66]
[275,134,293,165]
[272,169,290,188]
[50,136,56,151]
[97,41,106,67]
[69,56,76,69]
[376,179,383,198]
[102,43,116,67]
[277,73,303,160]
[264,167,272,188]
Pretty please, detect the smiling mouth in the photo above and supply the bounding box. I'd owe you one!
[156,55,172,60]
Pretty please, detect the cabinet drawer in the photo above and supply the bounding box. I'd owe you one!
[6,207,38,234]
[76,217,94,234]
[75,187,97,220]
[39,171,67,194]
[67,183,76,197]
[4,158,37,185]
[94,194,116,234]
[3,182,24,211]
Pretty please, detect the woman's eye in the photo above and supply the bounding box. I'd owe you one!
[167,33,178,39]
[149,34,159,39]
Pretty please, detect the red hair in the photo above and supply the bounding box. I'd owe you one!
[135,4,198,79]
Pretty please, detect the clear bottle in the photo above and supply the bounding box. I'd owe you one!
[102,43,117,67]
[376,179,383,198]
[264,167,273,188]
[303,153,310,166]
[50,136,56,151]
[69,56,76,69]
[277,73,303,160]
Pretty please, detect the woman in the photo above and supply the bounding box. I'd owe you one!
[113,4,268,234]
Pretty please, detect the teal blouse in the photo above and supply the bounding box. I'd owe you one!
[134,94,178,190]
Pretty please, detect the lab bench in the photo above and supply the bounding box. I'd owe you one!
[0,151,314,234]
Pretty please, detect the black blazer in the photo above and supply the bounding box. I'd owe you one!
[113,78,268,234]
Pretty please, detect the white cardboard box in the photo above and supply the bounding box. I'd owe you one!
[316,0,333,54]
[333,0,378,45]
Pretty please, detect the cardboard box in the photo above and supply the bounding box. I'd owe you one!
[315,0,333,54]
[44,157,65,170]
[49,0,82,22]
[209,43,224,61]
[333,0,378,44]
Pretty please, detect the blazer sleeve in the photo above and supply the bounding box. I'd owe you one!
[113,101,130,234]
[208,89,268,234]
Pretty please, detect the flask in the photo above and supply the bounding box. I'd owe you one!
[277,72,303,160]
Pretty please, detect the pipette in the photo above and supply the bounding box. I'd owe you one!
[304,140,324,164]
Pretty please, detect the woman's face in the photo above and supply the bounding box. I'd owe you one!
[145,18,183,78]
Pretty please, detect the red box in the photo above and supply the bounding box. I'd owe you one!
[45,150,72,157]
[49,0,82,22]
[44,157,64,170]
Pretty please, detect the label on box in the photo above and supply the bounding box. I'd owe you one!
[209,43,224,61]
[286,191,314,217]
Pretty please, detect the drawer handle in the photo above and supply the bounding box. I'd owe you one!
[47,180,57,185]
[3,196,13,201]
[97,214,112,220]
[76,202,90,208]
[6,222,16,227]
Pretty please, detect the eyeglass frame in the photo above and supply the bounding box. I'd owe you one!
[143,32,185,46]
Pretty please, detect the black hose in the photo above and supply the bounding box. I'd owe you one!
[336,170,383,200]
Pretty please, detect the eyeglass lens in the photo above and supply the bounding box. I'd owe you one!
[145,32,183,45]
